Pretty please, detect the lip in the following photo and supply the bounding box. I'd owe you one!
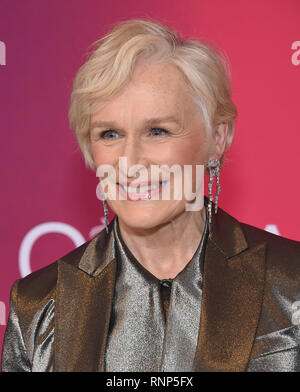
[117,180,168,201]
[118,181,162,187]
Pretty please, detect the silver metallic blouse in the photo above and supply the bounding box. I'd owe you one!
[104,214,209,372]
[3,196,300,372]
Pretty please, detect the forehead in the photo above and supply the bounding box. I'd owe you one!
[92,62,194,120]
[130,61,190,97]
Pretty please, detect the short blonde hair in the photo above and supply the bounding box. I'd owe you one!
[68,18,237,170]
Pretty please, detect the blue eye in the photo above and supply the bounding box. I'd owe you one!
[100,129,119,139]
[149,128,171,136]
[98,127,171,140]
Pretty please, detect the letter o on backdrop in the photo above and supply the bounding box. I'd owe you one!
[18,222,85,277]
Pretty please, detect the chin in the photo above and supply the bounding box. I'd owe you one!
[111,201,180,231]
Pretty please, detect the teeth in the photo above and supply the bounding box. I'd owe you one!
[120,182,163,193]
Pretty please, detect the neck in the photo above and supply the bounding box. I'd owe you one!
[117,207,206,280]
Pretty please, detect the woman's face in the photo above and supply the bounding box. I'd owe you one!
[90,61,212,230]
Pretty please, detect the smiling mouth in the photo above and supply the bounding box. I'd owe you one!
[117,180,168,200]
[117,181,166,192]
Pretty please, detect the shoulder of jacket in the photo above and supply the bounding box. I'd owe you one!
[239,221,300,275]
[16,234,98,303]
[240,221,300,250]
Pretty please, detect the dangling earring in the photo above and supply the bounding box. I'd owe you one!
[97,181,109,233]
[206,158,221,226]
[102,199,109,233]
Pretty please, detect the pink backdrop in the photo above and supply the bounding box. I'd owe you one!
[1,0,300,362]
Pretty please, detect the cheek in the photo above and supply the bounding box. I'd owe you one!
[156,139,206,167]
[91,143,113,167]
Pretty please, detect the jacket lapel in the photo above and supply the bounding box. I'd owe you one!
[194,202,267,371]
[54,220,116,372]
[54,199,267,372]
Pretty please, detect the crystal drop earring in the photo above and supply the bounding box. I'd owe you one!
[102,199,109,233]
[206,158,221,227]
[98,181,109,233]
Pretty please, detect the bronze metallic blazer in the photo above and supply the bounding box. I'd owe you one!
[2,203,300,372]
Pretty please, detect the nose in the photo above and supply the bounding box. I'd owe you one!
[119,136,148,176]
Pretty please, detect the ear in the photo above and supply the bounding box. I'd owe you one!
[207,123,228,162]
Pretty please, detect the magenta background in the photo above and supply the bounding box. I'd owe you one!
[1,0,300,363]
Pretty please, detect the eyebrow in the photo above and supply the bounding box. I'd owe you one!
[89,115,182,131]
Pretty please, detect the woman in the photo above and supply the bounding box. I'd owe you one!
[2,18,300,372]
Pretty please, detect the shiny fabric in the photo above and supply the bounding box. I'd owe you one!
[1,270,56,372]
[104,215,208,372]
[2,196,300,372]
